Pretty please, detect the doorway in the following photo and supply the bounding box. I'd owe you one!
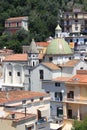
[68,109,72,119]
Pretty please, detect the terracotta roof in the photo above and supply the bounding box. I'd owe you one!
[0,90,48,104]
[3,54,28,62]
[53,77,70,82]
[67,74,87,84]
[6,16,28,22]
[60,59,80,67]
[41,62,60,70]
[0,111,36,123]
[36,42,49,47]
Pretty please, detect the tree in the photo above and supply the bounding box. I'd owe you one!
[72,116,87,130]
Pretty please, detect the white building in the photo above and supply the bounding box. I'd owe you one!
[2,54,28,90]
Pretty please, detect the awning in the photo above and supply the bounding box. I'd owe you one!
[25,123,34,127]
[37,107,49,117]
[50,123,63,130]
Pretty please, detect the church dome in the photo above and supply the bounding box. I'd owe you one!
[46,38,73,55]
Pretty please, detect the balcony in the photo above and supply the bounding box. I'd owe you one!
[64,98,87,104]
[52,97,62,102]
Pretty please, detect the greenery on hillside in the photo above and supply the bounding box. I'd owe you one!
[0,0,87,53]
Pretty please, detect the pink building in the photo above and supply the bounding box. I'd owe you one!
[5,16,28,34]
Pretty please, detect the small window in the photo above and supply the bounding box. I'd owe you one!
[9,71,12,76]
[40,97,43,101]
[22,100,26,104]
[33,61,35,66]
[49,57,53,62]
[75,13,78,18]
[29,78,31,83]
[46,91,50,94]
[39,70,44,79]
[55,82,60,87]
[16,22,19,27]
[31,99,34,102]
[75,26,78,31]
[9,23,11,27]
[80,67,83,70]
[17,72,20,76]
[75,19,78,22]
[69,57,72,60]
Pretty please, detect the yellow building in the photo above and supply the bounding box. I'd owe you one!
[63,70,87,130]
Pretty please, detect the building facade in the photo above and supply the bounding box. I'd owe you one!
[5,16,28,34]
[63,8,87,34]
[63,70,87,130]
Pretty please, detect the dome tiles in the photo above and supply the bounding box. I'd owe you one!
[46,38,73,55]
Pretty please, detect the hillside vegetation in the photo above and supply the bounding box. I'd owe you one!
[0,0,87,53]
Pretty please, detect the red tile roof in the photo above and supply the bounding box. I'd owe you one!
[67,74,87,84]
[53,77,70,82]
[3,54,28,62]
[36,42,49,47]
[0,111,36,123]
[60,59,80,67]
[41,62,60,70]
[0,90,49,104]
[6,16,28,22]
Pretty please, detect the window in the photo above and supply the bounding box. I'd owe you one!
[46,91,50,94]
[9,22,11,27]
[16,22,19,27]
[69,57,72,60]
[29,78,31,83]
[17,72,20,76]
[55,82,60,87]
[80,67,83,69]
[67,91,74,99]
[39,70,44,79]
[75,13,78,18]
[31,99,34,102]
[40,97,43,101]
[27,126,34,130]
[75,26,78,31]
[33,61,35,66]
[55,92,62,101]
[66,20,69,25]
[22,100,26,104]
[66,14,69,18]
[75,19,78,22]
[49,57,53,62]
[9,71,12,76]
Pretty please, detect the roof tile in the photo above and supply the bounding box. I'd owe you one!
[41,62,60,70]
[3,54,28,62]
[0,90,48,104]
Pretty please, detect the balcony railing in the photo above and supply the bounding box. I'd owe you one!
[64,98,87,104]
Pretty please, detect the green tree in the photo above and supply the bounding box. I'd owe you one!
[72,116,87,130]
